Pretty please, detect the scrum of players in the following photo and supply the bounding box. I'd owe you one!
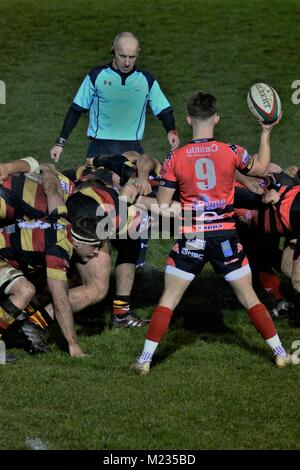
[0,152,179,361]
[0,121,299,368]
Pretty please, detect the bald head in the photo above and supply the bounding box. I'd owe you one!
[112,32,140,73]
[113,32,140,50]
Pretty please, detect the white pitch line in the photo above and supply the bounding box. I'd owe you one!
[25,437,48,450]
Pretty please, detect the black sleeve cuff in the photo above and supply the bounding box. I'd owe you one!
[156,108,176,133]
[159,179,177,189]
[71,102,89,113]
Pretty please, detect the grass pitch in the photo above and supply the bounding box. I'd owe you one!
[0,0,300,451]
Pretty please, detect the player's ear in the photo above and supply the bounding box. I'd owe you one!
[111,47,115,56]
[214,114,220,125]
[186,115,192,126]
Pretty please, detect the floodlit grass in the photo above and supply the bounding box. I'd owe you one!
[0,0,300,451]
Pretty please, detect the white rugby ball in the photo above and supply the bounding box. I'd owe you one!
[247,82,281,124]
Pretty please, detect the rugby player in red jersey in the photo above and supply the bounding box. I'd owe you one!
[132,91,291,375]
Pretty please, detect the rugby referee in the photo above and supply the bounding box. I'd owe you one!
[50,31,179,165]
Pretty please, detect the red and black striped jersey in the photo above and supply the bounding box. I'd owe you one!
[0,211,72,281]
[235,184,300,238]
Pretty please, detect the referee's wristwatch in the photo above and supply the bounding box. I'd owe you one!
[54,136,67,148]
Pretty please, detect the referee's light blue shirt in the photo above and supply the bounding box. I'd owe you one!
[72,64,172,141]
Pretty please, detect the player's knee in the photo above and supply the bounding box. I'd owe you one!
[16,278,36,303]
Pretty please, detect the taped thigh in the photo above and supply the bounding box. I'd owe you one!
[0,262,25,295]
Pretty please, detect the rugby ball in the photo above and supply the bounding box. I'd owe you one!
[247,83,281,124]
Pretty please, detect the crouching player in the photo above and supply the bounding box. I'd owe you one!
[133,92,291,375]
[0,165,103,357]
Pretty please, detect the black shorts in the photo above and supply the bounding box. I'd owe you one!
[87,139,144,157]
[166,234,250,281]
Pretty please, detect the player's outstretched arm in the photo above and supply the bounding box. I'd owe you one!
[41,163,65,214]
[135,153,157,195]
[135,195,181,217]
[157,185,176,209]
[0,157,39,184]
[47,278,87,358]
[50,106,83,162]
[249,114,282,177]
[235,170,264,195]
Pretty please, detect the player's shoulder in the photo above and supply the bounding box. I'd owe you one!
[135,68,156,89]
[136,68,155,80]
[224,142,247,156]
[225,142,251,169]
[88,64,110,85]
[164,147,182,163]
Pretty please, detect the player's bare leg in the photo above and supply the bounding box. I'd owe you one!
[110,262,144,327]
[115,263,135,296]
[134,272,191,375]
[0,275,48,354]
[228,271,291,367]
[5,276,36,311]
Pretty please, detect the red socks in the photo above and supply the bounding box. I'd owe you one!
[146,306,173,343]
[258,272,283,301]
[146,303,277,344]
[247,303,276,340]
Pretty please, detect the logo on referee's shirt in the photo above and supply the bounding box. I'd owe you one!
[104,80,112,86]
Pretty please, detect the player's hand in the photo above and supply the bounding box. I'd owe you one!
[167,130,180,150]
[284,165,299,178]
[241,176,264,195]
[120,180,139,204]
[50,145,63,162]
[262,189,280,204]
[69,343,88,358]
[268,162,283,174]
[260,111,282,132]
[134,176,152,196]
[0,163,11,184]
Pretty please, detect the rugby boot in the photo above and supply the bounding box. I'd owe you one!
[132,360,151,376]
[110,312,150,329]
[19,320,49,354]
[271,300,294,319]
[275,353,292,368]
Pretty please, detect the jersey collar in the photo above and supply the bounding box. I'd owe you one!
[109,63,137,85]
[191,138,215,143]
